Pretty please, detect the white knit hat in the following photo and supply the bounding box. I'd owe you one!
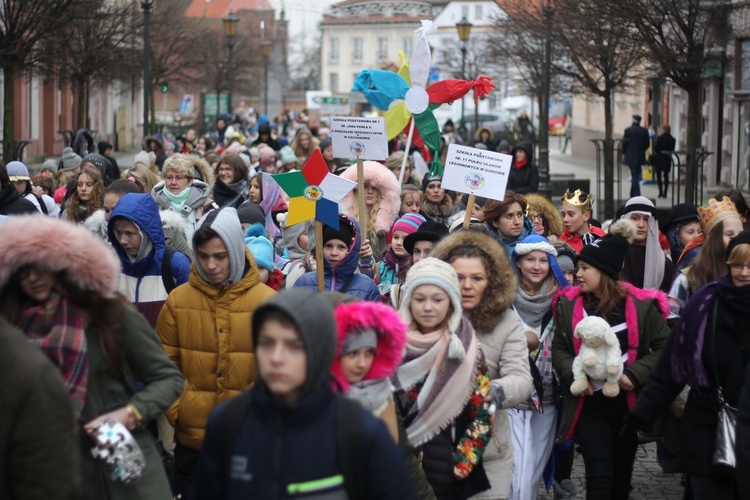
[399,258,465,359]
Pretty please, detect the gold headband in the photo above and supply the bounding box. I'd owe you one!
[562,189,593,212]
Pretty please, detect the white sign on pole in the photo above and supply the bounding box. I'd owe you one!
[320,96,350,115]
[305,90,332,110]
[441,144,513,201]
[330,117,388,161]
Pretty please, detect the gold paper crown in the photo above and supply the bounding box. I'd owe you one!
[698,196,740,234]
[561,189,593,212]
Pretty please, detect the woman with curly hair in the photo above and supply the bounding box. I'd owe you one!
[394,258,493,499]
[339,160,401,264]
[431,230,533,499]
[524,193,563,243]
[290,127,320,168]
[0,216,184,499]
[61,165,105,224]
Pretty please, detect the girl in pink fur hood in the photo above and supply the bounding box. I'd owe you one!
[338,160,401,264]
[332,301,407,441]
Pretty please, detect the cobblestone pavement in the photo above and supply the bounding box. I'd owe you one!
[536,443,684,499]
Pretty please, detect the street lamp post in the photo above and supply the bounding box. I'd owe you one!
[537,0,554,199]
[141,0,154,138]
[456,17,472,132]
[223,11,239,116]
[261,40,273,116]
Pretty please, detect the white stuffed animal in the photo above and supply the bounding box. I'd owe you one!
[569,316,623,397]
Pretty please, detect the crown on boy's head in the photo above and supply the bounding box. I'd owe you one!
[562,189,593,212]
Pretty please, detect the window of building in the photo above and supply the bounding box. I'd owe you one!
[378,37,388,60]
[353,37,363,63]
[29,74,39,140]
[475,4,483,19]
[330,37,340,63]
[403,37,413,56]
[742,40,750,89]
[461,5,469,19]
[330,72,339,92]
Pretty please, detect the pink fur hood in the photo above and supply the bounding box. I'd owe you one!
[339,161,401,234]
[0,215,121,297]
[331,301,407,391]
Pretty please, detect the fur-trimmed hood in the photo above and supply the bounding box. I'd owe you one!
[331,301,407,391]
[525,192,563,237]
[431,229,516,333]
[339,161,401,235]
[0,216,120,297]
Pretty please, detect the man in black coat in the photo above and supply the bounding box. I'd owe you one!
[0,164,37,216]
[507,141,539,194]
[622,115,651,197]
[653,124,676,198]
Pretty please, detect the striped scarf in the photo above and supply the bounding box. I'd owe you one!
[18,294,89,420]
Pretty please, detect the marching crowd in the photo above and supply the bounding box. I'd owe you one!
[1,115,750,500]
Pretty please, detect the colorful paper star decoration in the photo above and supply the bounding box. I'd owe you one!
[352,20,495,176]
[271,149,356,229]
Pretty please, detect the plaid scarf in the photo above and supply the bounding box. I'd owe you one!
[18,293,89,420]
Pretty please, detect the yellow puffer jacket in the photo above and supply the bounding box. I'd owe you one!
[156,248,276,450]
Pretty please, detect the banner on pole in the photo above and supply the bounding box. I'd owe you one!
[330,116,388,161]
[441,144,513,201]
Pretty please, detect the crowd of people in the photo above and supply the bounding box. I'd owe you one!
[1,115,750,500]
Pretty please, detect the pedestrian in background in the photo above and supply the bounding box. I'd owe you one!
[622,115,650,198]
[653,124,676,199]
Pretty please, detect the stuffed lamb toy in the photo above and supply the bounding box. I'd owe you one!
[569,316,623,397]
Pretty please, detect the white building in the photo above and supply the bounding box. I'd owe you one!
[320,0,447,96]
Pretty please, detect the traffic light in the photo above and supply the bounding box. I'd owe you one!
[161,83,168,93]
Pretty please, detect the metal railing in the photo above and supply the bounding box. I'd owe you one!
[590,138,623,220]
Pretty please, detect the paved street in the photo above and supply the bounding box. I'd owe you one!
[536,443,685,499]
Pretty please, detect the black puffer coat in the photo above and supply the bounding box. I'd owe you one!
[507,142,539,194]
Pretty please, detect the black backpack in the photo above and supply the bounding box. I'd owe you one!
[161,246,187,294]
[217,391,366,499]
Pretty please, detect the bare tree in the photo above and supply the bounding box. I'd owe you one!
[288,35,321,91]
[554,0,647,218]
[615,0,733,204]
[486,3,573,135]
[51,1,139,129]
[0,0,84,159]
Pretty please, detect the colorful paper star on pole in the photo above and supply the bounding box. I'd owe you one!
[271,149,356,229]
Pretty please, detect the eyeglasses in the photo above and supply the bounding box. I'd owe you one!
[218,167,233,173]
[18,264,48,280]
[530,213,544,222]
[727,263,750,271]
[165,175,188,182]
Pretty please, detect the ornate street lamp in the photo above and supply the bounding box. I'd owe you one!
[261,40,273,116]
[223,11,239,116]
[455,17,472,131]
[141,0,154,137]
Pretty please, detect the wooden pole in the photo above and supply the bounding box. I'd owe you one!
[356,157,368,235]
[398,120,415,185]
[463,194,476,229]
[315,220,324,293]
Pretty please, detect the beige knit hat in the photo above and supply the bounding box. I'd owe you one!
[399,258,465,359]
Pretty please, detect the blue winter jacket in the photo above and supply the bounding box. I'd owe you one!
[294,215,381,302]
[109,193,191,326]
[191,382,418,500]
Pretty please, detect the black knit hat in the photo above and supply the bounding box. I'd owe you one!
[576,219,636,278]
[422,173,442,191]
[726,230,750,261]
[323,221,354,246]
[237,202,266,226]
[403,221,450,254]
